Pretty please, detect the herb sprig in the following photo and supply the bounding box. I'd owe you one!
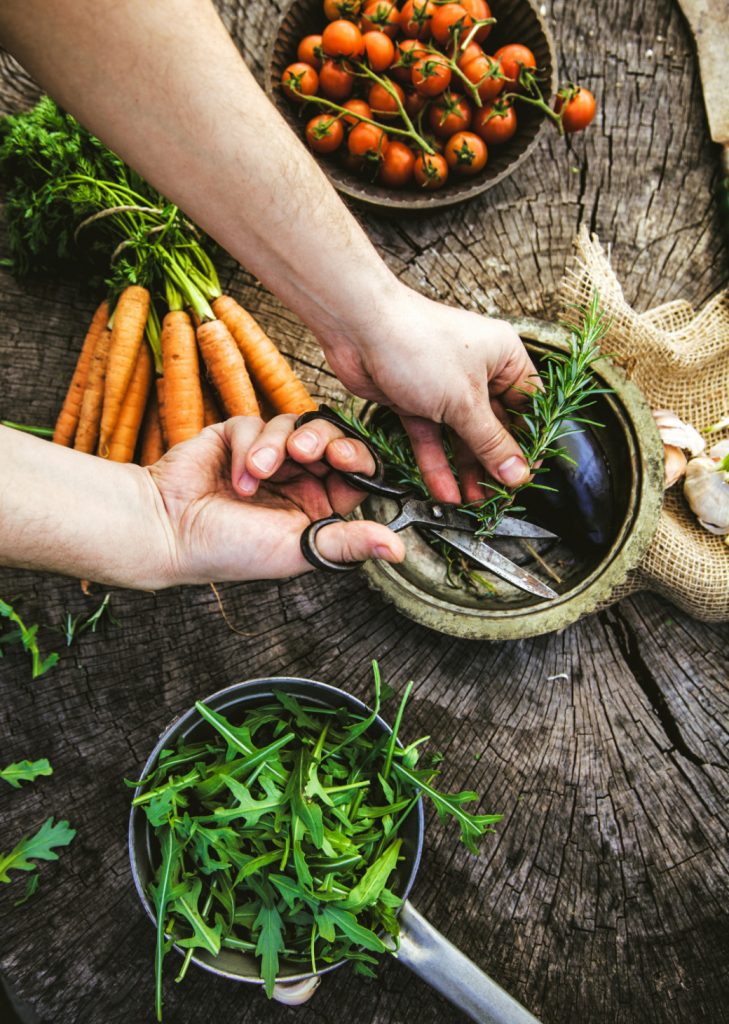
[132,664,500,1019]
[0,597,59,678]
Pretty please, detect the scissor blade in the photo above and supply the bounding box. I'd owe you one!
[430,527,559,600]
[491,517,558,540]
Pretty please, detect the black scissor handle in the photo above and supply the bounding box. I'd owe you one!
[300,515,361,573]
[294,406,408,499]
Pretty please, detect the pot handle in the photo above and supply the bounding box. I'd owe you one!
[395,901,541,1024]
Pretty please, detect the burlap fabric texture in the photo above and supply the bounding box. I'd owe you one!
[559,227,729,622]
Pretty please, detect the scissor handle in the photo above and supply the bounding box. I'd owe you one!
[294,406,408,499]
[300,515,361,573]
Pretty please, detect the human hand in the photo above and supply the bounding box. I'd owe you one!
[319,284,539,504]
[145,414,405,585]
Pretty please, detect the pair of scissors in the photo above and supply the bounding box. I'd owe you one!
[295,407,560,601]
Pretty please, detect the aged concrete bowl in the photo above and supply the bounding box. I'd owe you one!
[352,316,664,640]
[265,0,557,211]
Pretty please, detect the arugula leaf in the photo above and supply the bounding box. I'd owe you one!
[0,817,75,882]
[337,839,401,913]
[253,898,285,998]
[149,826,182,1023]
[13,872,40,907]
[169,878,222,956]
[0,598,59,678]
[0,757,52,789]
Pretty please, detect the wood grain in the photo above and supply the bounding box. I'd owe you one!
[1,1,728,1023]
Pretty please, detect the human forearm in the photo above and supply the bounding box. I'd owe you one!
[0,428,174,588]
[0,0,401,348]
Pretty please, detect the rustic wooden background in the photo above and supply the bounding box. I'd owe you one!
[1,1,728,1023]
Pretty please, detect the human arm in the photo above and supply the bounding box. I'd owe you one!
[0,421,403,588]
[0,0,536,501]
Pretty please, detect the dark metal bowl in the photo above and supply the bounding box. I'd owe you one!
[128,677,425,985]
[265,0,557,211]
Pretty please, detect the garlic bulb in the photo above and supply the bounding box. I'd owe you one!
[272,976,321,1006]
[683,443,729,536]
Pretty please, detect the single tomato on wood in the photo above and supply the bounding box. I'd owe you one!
[413,152,449,188]
[556,86,597,132]
[444,130,488,174]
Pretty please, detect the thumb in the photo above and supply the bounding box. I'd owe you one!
[455,406,530,488]
[314,520,405,566]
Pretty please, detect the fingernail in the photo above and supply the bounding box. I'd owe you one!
[238,470,258,494]
[250,447,277,473]
[373,545,393,560]
[331,438,355,458]
[497,455,529,486]
[293,429,318,454]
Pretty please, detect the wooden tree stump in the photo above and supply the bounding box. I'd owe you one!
[1,1,728,1023]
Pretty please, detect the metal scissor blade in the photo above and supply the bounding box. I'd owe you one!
[429,527,559,600]
[491,517,558,540]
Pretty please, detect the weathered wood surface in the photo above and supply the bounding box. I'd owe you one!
[1,1,728,1023]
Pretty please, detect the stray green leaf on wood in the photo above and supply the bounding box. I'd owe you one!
[0,598,59,678]
[0,757,52,789]
[0,816,75,884]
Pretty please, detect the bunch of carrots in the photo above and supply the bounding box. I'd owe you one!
[0,97,317,465]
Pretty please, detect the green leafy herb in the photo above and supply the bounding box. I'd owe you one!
[0,598,59,678]
[58,593,119,647]
[0,817,75,884]
[134,663,500,1018]
[13,872,40,907]
[0,758,53,789]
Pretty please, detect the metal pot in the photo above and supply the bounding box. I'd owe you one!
[129,677,541,1024]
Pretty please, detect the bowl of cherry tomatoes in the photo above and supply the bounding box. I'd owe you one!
[266,0,560,209]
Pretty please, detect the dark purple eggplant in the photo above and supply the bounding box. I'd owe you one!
[521,421,615,551]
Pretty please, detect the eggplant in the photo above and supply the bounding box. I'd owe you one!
[521,421,615,551]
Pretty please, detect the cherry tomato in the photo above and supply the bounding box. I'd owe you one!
[319,59,355,100]
[413,152,449,189]
[456,41,484,72]
[428,91,472,137]
[297,35,324,70]
[379,140,416,187]
[323,0,362,21]
[342,98,372,126]
[404,88,427,119]
[444,130,487,174]
[430,4,473,46]
[360,1,400,37]
[399,0,435,40]
[391,38,428,82]
[473,101,517,144]
[305,114,345,153]
[461,54,503,102]
[368,79,406,119]
[412,56,452,96]
[282,62,319,101]
[322,19,364,58]
[556,86,597,132]
[362,30,395,71]
[348,121,389,158]
[460,0,492,43]
[493,43,536,86]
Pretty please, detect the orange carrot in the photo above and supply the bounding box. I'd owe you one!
[107,344,153,462]
[201,378,223,426]
[212,294,316,415]
[73,326,113,454]
[161,310,204,445]
[98,285,150,455]
[139,391,165,466]
[53,300,110,447]
[156,377,169,447]
[196,318,260,418]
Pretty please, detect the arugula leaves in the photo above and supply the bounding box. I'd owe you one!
[136,663,501,1018]
[0,598,59,678]
[0,758,53,789]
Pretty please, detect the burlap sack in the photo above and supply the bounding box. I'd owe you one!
[559,227,729,621]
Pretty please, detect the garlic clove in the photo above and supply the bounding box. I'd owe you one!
[708,439,729,464]
[684,455,729,536]
[272,975,321,1006]
[663,444,688,488]
[652,409,705,456]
